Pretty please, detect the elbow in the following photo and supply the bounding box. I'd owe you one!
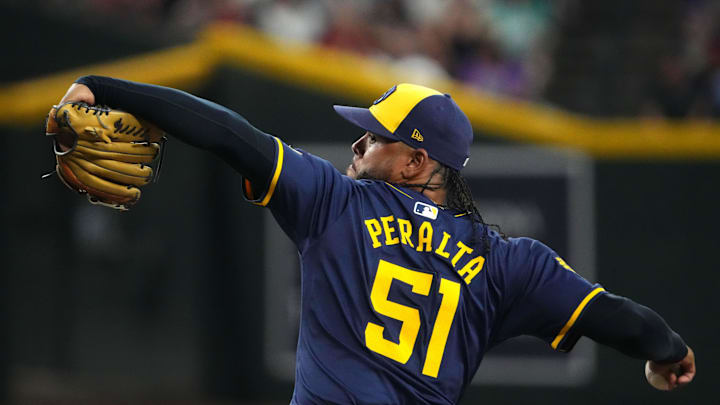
[580,293,686,362]
[618,300,685,362]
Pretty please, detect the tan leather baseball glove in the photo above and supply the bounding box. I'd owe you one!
[44,102,167,210]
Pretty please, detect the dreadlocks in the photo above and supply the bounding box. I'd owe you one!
[397,164,505,256]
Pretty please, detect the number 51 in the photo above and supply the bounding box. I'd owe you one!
[365,260,461,378]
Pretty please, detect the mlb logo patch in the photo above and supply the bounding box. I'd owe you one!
[413,202,438,220]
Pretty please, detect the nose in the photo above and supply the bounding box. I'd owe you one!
[351,134,366,157]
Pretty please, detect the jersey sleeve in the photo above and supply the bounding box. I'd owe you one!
[489,237,606,352]
[242,138,356,251]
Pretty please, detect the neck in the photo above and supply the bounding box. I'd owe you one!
[396,183,446,206]
[396,164,447,205]
[419,187,447,206]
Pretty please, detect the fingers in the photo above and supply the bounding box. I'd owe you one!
[75,140,159,163]
[677,374,693,384]
[677,346,696,386]
[59,83,96,105]
[669,352,696,389]
[647,353,696,391]
[676,364,695,386]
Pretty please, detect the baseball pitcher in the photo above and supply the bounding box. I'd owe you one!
[50,77,695,404]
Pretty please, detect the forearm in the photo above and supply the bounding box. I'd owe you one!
[75,75,276,186]
[574,293,687,364]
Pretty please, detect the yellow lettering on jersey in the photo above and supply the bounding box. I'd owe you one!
[434,232,452,259]
[422,278,461,377]
[555,257,576,273]
[365,219,383,248]
[457,255,485,284]
[365,260,433,364]
[451,241,474,267]
[416,221,433,252]
[397,219,415,248]
[380,216,399,246]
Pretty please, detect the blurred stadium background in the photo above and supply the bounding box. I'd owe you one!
[1,0,718,403]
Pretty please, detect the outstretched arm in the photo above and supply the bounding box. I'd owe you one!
[572,293,695,390]
[58,76,276,189]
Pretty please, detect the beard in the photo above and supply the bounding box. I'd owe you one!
[356,170,381,181]
[347,163,386,181]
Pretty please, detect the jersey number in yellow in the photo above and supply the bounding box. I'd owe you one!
[364,259,461,378]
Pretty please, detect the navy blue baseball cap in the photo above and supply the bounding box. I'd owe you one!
[333,83,473,171]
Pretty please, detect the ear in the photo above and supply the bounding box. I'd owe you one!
[401,148,429,180]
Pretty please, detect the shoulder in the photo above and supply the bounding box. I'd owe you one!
[487,236,559,282]
[490,235,554,258]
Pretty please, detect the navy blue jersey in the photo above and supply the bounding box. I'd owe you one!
[244,138,605,404]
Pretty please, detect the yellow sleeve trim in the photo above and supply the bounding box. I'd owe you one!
[254,137,284,207]
[551,287,606,349]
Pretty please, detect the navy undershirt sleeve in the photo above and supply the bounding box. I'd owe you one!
[75,75,276,189]
[571,293,688,364]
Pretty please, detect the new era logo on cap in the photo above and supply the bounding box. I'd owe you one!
[411,129,423,142]
[333,83,473,171]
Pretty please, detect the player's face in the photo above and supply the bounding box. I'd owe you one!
[347,132,411,182]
